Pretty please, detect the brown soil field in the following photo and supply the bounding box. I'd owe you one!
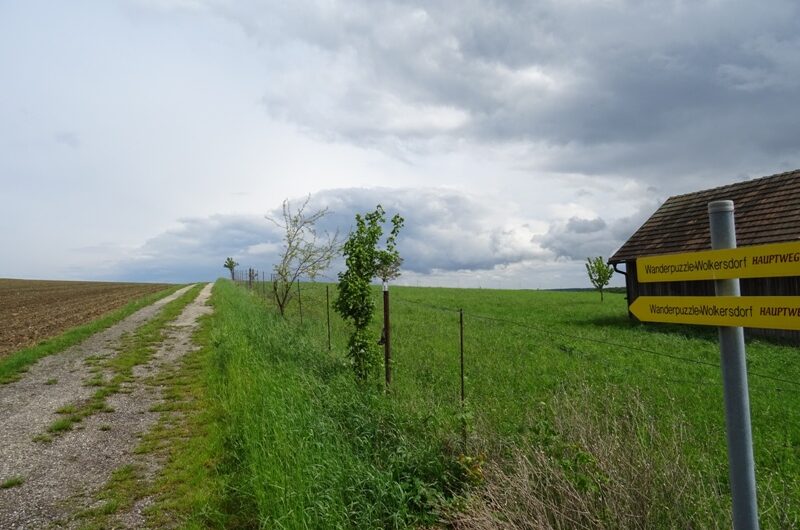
[0,279,174,358]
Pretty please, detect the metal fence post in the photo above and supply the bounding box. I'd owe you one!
[383,281,391,388]
[326,285,332,351]
[297,280,303,324]
[459,309,465,405]
[708,200,759,530]
[459,308,466,451]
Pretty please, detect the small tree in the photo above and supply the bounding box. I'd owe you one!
[268,196,339,317]
[586,256,614,301]
[335,205,404,381]
[223,257,238,281]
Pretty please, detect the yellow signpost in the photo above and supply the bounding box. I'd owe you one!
[629,296,800,330]
[637,241,800,283]
[635,200,790,529]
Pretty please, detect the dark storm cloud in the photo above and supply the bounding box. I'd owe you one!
[539,217,617,261]
[197,0,799,186]
[109,215,280,283]
[539,198,660,261]
[111,188,549,282]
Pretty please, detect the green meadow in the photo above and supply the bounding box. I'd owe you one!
[198,279,799,528]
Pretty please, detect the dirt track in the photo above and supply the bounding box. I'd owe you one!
[0,279,173,357]
[0,283,212,528]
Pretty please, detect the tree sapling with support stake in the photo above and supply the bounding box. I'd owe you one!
[335,205,403,383]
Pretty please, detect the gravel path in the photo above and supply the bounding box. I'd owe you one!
[0,283,212,528]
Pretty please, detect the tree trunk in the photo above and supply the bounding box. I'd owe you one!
[273,281,286,316]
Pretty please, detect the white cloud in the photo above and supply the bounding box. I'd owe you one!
[245,242,279,255]
[1,1,798,288]
[99,187,639,287]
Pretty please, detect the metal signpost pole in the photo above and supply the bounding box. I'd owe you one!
[708,200,759,530]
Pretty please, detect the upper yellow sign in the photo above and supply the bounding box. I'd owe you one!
[637,241,800,283]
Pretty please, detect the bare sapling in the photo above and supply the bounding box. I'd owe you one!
[267,196,339,317]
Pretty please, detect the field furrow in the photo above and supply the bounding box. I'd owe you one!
[0,279,172,357]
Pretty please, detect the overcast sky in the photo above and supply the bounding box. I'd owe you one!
[2,0,798,288]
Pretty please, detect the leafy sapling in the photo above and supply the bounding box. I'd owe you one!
[585,256,614,302]
[223,257,239,281]
[335,205,404,381]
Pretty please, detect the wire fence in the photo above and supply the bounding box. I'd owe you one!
[224,267,800,524]
[229,270,800,397]
[393,297,800,395]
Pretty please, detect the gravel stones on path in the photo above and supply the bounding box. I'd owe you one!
[0,283,212,529]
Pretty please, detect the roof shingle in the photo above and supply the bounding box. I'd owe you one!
[609,169,800,263]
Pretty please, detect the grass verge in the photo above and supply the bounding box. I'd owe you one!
[200,280,468,528]
[0,285,183,384]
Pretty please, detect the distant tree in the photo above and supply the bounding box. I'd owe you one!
[586,256,614,302]
[268,196,339,317]
[223,257,238,281]
[335,205,404,381]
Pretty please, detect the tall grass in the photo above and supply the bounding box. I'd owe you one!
[454,385,727,529]
[208,280,468,529]
[241,279,800,527]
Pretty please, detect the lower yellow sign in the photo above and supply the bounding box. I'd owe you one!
[629,296,800,330]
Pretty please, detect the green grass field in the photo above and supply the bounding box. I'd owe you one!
[205,279,799,528]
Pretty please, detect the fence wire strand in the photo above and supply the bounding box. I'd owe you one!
[394,297,800,392]
[233,277,800,393]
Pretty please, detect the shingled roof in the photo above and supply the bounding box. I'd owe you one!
[609,169,800,263]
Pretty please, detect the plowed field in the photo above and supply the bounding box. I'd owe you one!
[0,279,173,357]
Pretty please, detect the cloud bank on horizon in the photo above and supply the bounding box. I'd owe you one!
[107,187,659,288]
[1,1,798,288]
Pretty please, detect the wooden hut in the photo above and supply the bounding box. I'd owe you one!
[608,168,800,340]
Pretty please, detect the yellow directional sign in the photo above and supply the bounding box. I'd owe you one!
[629,296,800,330]
[637,241,800,283]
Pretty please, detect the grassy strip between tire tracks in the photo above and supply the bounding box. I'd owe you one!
[76,291,223,529]
[36,283,205,441]
[0,284,184,384]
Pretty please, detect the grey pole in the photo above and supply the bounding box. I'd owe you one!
[708,200,759,530]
